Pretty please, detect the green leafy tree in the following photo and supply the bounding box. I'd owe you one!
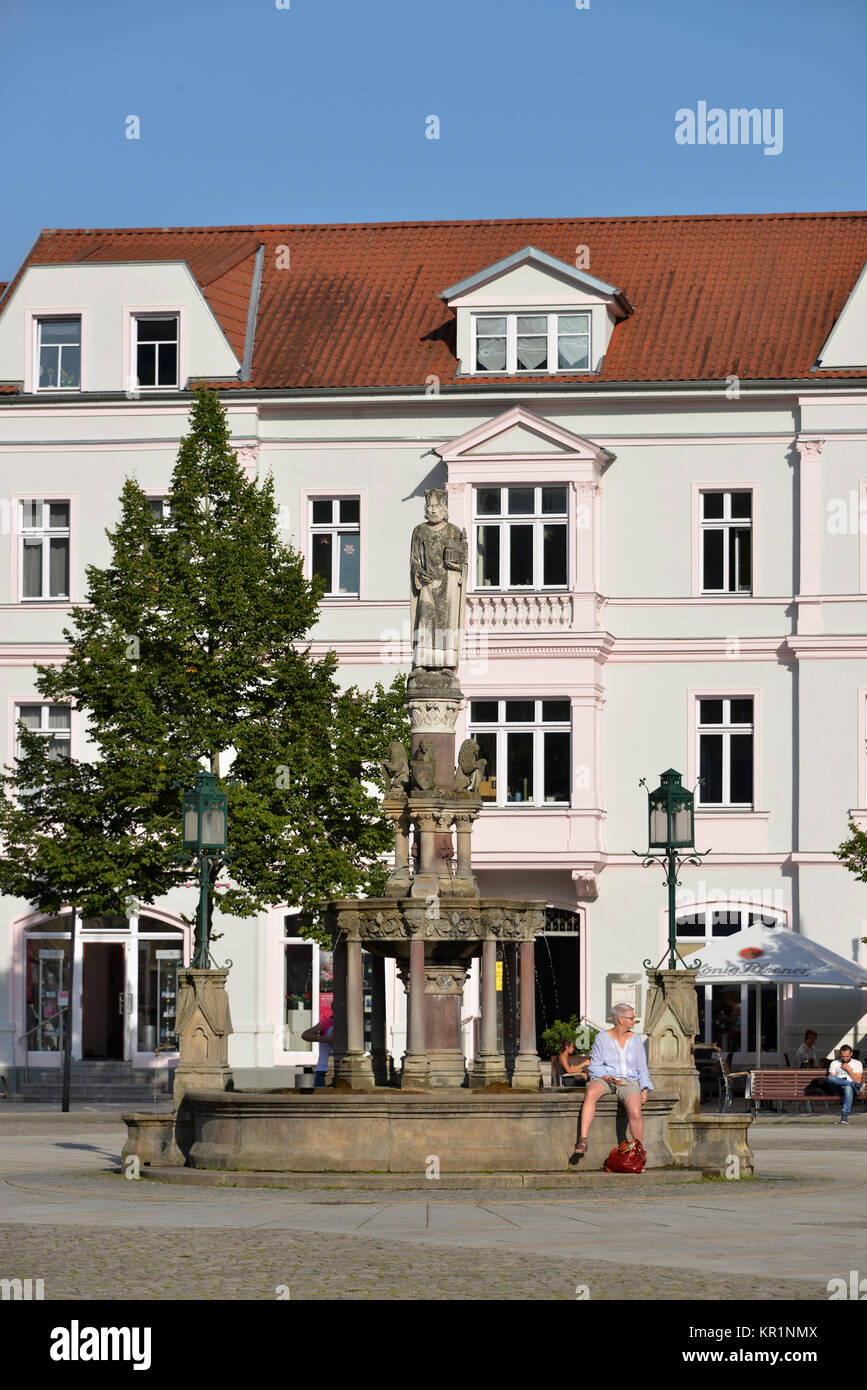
[0,388,409,946]
[837,820,867,945]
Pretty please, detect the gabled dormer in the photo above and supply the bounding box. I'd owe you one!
[0,255,257,395]
[440,245,632,378]
[815,259,867,370]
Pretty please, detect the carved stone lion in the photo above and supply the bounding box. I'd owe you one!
[380,741,410,793]
[454,738,486,793]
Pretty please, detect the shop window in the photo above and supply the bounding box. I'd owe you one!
[25,937,70,1052]
[137,937,183,1052]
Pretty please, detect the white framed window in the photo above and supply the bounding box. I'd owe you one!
[697,697,754,808]
[472,312,591,374]
[700,490,752,594]
[147,496,173,529]
[20,499,70,600]
[468,698,571,806]
[134,315,179,388]
[36,318,81,391]
[309,496,361,596]
[473,485,568,589]
[16,704,72,762]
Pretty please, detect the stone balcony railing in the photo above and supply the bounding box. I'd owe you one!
[466,591,575,632]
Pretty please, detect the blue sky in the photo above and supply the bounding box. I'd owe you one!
[1,0,865,277]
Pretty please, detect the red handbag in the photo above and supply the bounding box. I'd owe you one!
[603,1139,647,1174]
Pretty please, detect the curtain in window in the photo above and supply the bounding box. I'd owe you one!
[23,539,42,598]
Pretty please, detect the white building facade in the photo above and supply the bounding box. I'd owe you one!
[1,215,867,1090]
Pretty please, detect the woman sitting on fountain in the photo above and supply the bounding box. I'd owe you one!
[569,1003,652,1163]
[552,1040,590,1088]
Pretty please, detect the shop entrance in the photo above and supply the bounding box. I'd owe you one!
[82,943,125,1059]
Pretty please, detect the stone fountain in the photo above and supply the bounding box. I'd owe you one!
[121,489,751,1183]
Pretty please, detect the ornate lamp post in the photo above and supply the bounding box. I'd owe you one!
[181,771,228,969]
[636,768,708,970]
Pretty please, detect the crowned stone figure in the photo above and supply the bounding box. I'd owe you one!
[410,489,467,671]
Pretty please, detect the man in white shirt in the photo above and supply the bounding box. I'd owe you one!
[827,1045,864,1124]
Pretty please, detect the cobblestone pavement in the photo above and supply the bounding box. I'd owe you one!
[0,1114,864,1301]
[0,1219,813,1301]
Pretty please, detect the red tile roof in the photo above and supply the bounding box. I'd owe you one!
[3,213,867,390]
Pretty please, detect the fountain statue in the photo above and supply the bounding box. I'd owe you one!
[326,486,546,1091]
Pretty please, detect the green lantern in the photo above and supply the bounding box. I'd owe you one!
[182,771,227,852]
[647,768,695,851]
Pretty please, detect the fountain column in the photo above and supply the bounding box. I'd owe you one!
[401,935,429,1090]
[470,936,507,1088]
[333,922,374,1089]
[369,953,389,1085]
[511,937,542,1090]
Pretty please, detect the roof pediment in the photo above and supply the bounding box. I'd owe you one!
[438,406,615,466]
[441,245,632,317]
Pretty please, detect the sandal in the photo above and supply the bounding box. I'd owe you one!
[568,1137,588,1165]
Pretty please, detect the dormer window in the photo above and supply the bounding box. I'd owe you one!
[37,318,81,390]
[472,312,591,375]
[134,315,179,388]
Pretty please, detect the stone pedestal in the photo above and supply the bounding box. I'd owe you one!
[644,966,754,1171]
[172,969,233,1108]
[644,967,701,1118]
[170,968,234,1164]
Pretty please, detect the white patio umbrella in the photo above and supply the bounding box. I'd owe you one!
[695,925,867,1067]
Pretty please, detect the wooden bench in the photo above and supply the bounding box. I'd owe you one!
[750,1068,867,1116]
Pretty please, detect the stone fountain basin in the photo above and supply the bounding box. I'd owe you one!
[124,1088,684,1174]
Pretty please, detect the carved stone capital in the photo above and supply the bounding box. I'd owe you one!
[408,699,462,733]
[795,438,825,464]
[424,965,468,995]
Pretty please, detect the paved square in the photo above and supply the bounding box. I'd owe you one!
[0,1110,864,1300]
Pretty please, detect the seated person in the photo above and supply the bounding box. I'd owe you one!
[795,1029,819,1068]
[570,1004,652,1161]
[827,1044,864,1124]
[552,1039,589,1088]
